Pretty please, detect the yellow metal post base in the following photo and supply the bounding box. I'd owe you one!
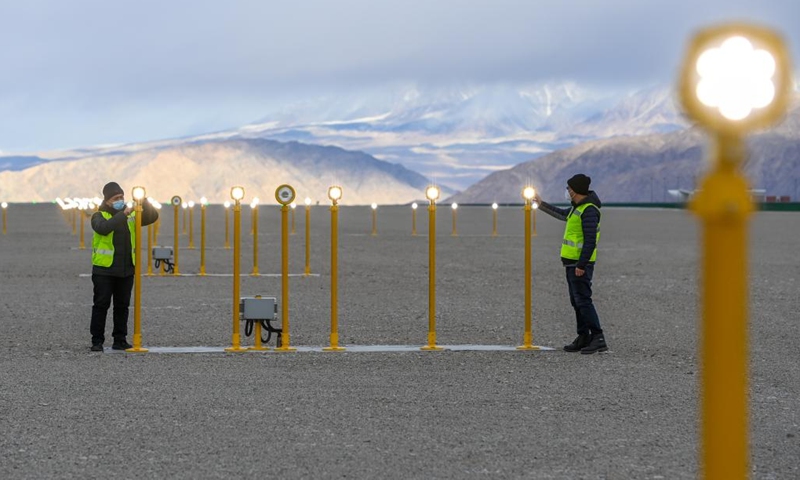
[247,346,269,351]
[224,347,248,353]
[274,347,297,352]
[125,347,149,353]
[516,345,540,350]
[420,345,444,351]
[323,346,346,352]
[250,269,259,276]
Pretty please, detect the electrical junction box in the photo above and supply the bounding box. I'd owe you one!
[152,247,173,260]
[239,296,277,320]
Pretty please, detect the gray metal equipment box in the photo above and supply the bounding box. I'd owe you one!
[152,247,173,260]
[239,296,277,320]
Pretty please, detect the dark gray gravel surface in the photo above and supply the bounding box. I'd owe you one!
[1,204,798,479]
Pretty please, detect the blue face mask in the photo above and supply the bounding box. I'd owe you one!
[112,200,126,211]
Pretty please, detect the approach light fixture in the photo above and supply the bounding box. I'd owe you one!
[305,197,312,206]
[327,186,343,204]
[522,187,536,202]
[425,186,440,203]
[412,202,418,210]
[679,23,792,134]
[492,203,498,210]
[231,187,245,201]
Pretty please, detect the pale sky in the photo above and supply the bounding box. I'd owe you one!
[0,0,798,152]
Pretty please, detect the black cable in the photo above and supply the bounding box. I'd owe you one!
[244,319,254,337]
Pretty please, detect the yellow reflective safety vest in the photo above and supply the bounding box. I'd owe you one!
[560,203,600,262]
[92,211,136,267]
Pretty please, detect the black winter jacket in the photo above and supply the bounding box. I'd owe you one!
[91,201,159,277]
[538,191,602,269]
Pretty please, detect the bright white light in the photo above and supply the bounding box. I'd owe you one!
[132,187,146,201]
[290,202,297,209]
[252,197,259,206]
[126,202,134,209]
[412,202,418,210]
[451,203,458,210]
[2,202,9,209]
[304,197,311,206]
[200,197,207,205]
[492,203,498,210]
[231,186,245,201]
[328,186,342,202]
[694,35,778,121]
[522,186,536,200]
[224,201,231,208]
[188,200,195,208]
[425,186,440,202]
[533,202,540,210]
[371,203,378,210]
[182,202,187,209]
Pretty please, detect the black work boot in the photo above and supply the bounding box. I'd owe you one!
[564,334,591,352]
[90,343,103,352]
[581,333,608,354]
[112,339,133,350]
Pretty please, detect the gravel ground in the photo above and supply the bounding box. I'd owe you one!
[1,203,798,479]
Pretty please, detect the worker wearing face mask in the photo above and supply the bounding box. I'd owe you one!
[89,182,159,352]
[534,174,607,354]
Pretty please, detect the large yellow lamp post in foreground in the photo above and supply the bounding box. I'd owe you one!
[127,186,148,353]
[226,186,247,353]
[518,186,539,351]
[421,185,443,351]
[678,23,792,480]
[324,186,345,352]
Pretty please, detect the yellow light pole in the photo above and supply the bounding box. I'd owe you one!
[290,202,297,235]
[533,203,538,236]
[492,203,498,237]
[1,202,7,235]
[226,186,247,353]
[411,202,418,236]
[182,202,187,234]
[324,186,345,351]
[199,197,207,276]
[171,196,182,275]
[71,206,76,235]
[275,184,297,352]
[127,186,149,353]
[371,203,378,236]
[518,186,539,351]
[304,197,312,276]
[147,218,154,276]
[223,201,231,249]
[78,206,86,249]
[451,202,458,236]
[678,23,792,480]
[251,197,260,276]
[187,200,195,249]
[422,186,443,351]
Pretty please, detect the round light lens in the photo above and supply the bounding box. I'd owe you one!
[425,186,440,201]
[231,186,245,201]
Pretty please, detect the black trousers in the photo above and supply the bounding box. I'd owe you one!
[90,274,134,344]
[566,265,603,336]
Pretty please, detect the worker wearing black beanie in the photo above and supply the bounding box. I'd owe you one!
[534,174,608,354]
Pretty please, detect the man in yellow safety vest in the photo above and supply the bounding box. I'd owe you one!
[536,174,608,354]
[89,182,158,352]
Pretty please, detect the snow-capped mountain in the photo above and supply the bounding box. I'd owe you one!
[231,83,684,189]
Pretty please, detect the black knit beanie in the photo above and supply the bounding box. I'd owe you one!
[102,182,124,201]
[567,174,591,195]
